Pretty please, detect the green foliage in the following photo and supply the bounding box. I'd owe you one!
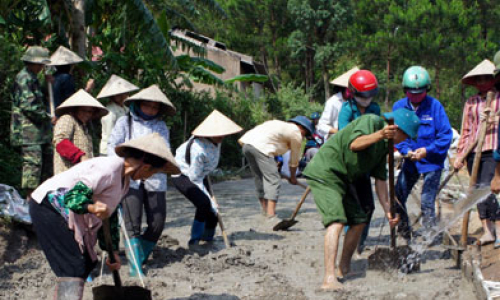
[225,74,269,84]
[267,83,323,120]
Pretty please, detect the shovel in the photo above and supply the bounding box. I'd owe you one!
[273,186,311,231]
[92,219,152,300]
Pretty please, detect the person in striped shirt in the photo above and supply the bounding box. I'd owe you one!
[455,59,500,246]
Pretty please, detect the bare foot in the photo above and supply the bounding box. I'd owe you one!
[337,262,350,278]
[321,276,344,291]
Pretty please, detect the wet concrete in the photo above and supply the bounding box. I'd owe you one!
[0,178,477,299]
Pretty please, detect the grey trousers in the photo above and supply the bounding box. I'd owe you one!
[122,184,167,242]
[242,144,281,201]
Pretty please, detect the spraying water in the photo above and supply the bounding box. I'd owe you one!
[401,187,492,274]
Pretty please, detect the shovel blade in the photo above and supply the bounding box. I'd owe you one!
[273,219,298,231]
[92,285,152,300]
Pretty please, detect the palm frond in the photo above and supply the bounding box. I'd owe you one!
[176,54,224,74]
[225,74,269,84]
[124,0,177,68]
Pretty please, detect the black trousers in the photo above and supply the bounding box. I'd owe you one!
[29,198,96,278]
[172,175,218,230]
[121,184,167,242]
[467,152,500,221]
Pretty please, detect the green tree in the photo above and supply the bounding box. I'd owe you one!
[287,0,353,101]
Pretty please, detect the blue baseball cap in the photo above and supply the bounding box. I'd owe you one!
[288,116,314,136]
[310,112,321,120]
[383,108,420,139]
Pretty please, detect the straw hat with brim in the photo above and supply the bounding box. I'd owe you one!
[462,59,495,85]
[97,75,139,99]
[48,46,84,66]
[330,66,360,88]
[21,46,51,64]
[115,133,180,174]
[192,109,243,137]
[55,89,109,119]
[124,85,176,116]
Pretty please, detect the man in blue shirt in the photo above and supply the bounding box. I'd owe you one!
[393,66,452,241]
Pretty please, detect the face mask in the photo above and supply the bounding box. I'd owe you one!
[475,81,495,93]
[406,91,426,104]
[354,96,372,108]
[343,89,353,100]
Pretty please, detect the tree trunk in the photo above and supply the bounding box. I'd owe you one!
[68,0,86,58]
[323,63,330,101]
[435,64,441,99]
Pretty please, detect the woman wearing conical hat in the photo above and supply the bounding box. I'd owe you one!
[53,90,108,174]
[49,46,94,111]
[454,59,500,247]
[172,110,243,247]
[107,84,176,277]
[29,133,179,300]
[97,75,139,156]
[318,66,359,139]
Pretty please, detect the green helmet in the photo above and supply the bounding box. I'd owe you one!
[402,66,431,93]
[494,50,500,76]
[21,46,51,64]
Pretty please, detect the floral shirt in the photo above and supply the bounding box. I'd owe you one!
[108,113,170,191]
[175,137,220,198]
[53,114,94,174]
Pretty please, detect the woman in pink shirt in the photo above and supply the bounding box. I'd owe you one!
[454,59,500,246]
[29,133,179,300]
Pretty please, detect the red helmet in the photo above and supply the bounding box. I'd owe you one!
[348,70,379,98]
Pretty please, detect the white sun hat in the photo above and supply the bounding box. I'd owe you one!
[462,59,495,85]
[115,132,180,174]
[330,66,360,88]
[192,109,243,137]
[48,46,84,66]
[97,75,139,99]
[125,84,176,116]
[55,89,108,119]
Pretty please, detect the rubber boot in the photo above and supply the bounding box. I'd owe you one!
[126,237,144,277]
[140,238,157,265]
[189,220,206,246]
[201,227,216,242]
[54,277,84,300]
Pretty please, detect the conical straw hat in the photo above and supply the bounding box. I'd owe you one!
[192,110,243,137]
[97,75,139,99]
[462,59,495,85]
[55,89,109,119]
[48,46,84,66]
[330,66,360,88]
[115,132,180,174]
[125,84,176,116]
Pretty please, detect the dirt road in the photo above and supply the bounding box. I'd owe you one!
[0,178,476,299]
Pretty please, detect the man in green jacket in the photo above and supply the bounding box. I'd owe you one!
[303,108,420,290]
[11,46,52,196]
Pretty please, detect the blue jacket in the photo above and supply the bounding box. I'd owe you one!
[393,96,452,174]
[338,99,381,130]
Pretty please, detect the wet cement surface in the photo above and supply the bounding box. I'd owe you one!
[0,178,477,299]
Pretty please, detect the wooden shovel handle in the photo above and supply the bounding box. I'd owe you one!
[387,119,396,249]
[290,187,311,220]
[103,219,122,288]
[207,177,232,248]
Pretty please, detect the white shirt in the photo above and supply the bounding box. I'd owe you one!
[317,92,345,139]
[100,102,128,155]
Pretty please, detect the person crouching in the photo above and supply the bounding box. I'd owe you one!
[172,110,243,247]
[29,133,179,300]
